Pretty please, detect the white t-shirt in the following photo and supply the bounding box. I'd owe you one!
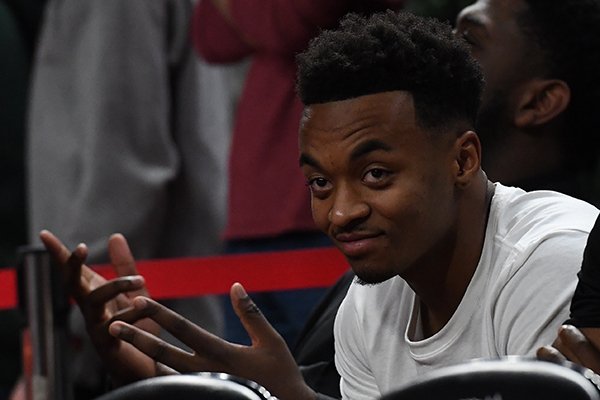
[334,184,600,399]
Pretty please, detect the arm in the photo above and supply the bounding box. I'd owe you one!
[494,232,588,355]
[107,284,317,400]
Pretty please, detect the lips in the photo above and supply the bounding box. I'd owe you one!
[334,232,383,258]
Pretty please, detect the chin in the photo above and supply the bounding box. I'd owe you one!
[351,261,397,286]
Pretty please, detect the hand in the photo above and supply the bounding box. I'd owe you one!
[108,283,317,400]
[537,324,600,374]
[40,230,162,384]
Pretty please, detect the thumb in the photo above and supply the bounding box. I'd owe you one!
[230,283,282,347]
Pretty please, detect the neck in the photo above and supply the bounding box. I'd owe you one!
[406,175,494,338]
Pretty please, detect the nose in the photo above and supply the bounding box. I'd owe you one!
[328,183,370,229]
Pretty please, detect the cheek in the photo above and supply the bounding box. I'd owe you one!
[369,189,418,227]
[372,176,445,231]
[310,198,331,232]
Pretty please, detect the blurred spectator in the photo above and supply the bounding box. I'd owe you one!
[0,0,47,397]
[26,0,243,397]
[455,0,600,203]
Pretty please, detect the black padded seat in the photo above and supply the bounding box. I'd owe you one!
[95,372,276,400]
[380,357,600,400]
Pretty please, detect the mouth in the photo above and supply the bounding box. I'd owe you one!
[334,232,384,258]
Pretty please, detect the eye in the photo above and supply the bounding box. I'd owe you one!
[363,168,391,184]
[306,176,332,196]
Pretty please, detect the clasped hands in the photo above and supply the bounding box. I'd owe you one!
[40,230,316,400]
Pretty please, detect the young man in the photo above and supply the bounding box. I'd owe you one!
[41,10,599,400]
[454,0,600,201]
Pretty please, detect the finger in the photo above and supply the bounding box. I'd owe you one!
[40,230,73,264]
[87,276,145,308]
[108,234,148,298]
[537,345,567,364]
[558,325,600,372]
[115,297,229,358]
[40,230,91,299]
[108,233,138,276]
[230,283,283,347]
[550,326,583,365]
[109,321,195,373]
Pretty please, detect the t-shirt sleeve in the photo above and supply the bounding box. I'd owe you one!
[334,286,381,400]
[493,230,588,355]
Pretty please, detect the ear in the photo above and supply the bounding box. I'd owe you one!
[453,130,482,188]
[514,79,570,128]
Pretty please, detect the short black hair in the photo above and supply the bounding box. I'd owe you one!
[519,0,600,171]
[296,10,484,131]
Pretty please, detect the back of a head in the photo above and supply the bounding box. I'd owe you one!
[519,0,600,171]
[296,11,484,132]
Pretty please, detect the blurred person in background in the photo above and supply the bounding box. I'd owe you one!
[25,0,244,398]
[455,0,600,203]
[0,0,47,398]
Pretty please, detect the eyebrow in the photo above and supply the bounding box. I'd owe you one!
[349,139,392,161]
[299,139,393,168]
[299,153,320,168]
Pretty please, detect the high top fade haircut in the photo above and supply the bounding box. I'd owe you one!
[519,0,600,171]
[296,10,484,132]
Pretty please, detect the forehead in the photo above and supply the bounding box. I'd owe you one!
[299,91,419,146]
[457,0,527,34]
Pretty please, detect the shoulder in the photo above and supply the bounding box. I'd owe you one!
[490,183,599,247]
[480,184,599,295]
